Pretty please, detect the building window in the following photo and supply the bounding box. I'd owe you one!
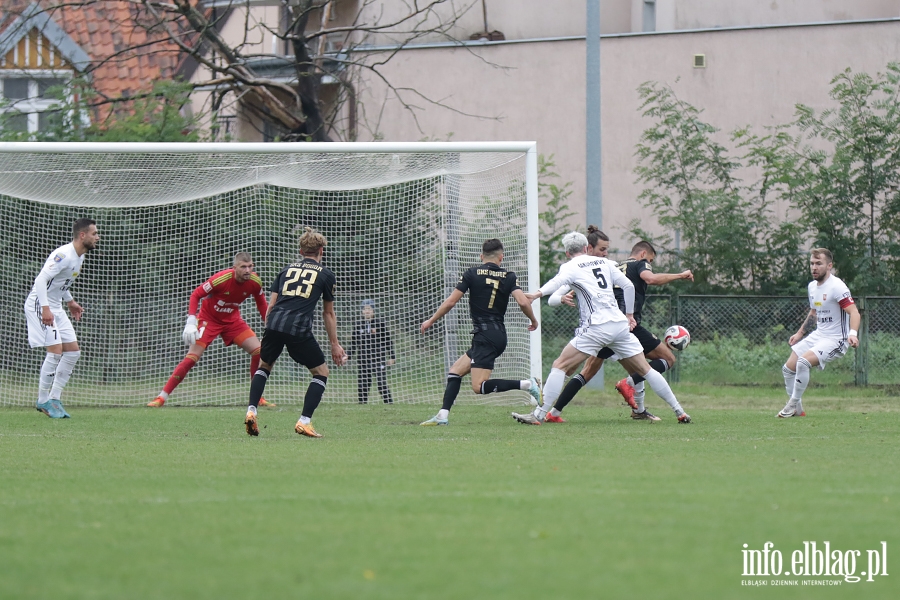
[214,114,236,140]
[0,75,68,135]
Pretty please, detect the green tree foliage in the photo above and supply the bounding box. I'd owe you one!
[740,65,900,294]
[637,66,900,295]
[633,81,804,294]
[0,79,199,142]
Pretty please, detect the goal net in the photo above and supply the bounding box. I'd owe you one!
[0,142,540,408]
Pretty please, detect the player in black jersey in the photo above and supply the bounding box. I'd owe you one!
[546,239,693,422]
[419,239,541,426]
[244,227,347,438]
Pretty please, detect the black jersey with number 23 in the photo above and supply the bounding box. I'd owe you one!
[266,258,336,337]
[455,262,520,327]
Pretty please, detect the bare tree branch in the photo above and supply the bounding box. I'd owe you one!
[2,0,507,141]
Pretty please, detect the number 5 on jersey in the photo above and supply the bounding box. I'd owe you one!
[282,267,318,298]
[591,267,608,289]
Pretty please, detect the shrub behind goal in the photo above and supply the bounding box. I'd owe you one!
[0,142,540,407]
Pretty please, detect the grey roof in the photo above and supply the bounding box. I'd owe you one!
[0,2,91,72]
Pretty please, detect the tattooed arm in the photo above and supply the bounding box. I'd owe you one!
[789,309,817,346]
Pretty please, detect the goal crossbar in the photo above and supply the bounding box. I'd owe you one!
[0,141,542,407]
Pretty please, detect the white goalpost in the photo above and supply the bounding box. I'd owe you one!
[0,141,541,407]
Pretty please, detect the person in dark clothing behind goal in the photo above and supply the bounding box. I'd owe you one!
[244,227,347,438]
[348,299,395,404]
[419,239,542,426]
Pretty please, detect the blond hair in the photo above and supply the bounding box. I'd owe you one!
[299,226,327,256]
[233,251,252,264]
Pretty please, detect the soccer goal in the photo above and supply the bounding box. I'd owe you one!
[0,141,540,407]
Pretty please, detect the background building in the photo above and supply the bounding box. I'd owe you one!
[183,1,900,242]
[4,1,900,243]
[0,1,186,134]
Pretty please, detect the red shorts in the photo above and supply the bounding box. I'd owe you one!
[196,317,256,348]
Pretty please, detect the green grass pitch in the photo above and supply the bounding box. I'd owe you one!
[1,384,897,599]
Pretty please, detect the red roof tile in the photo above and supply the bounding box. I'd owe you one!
[1,0,193,112]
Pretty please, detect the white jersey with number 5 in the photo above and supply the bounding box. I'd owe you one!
[539,255,634,325]
[24,242,84,310]
[808,274,854,340]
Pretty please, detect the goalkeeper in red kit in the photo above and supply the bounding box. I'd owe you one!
[148,252,272,407]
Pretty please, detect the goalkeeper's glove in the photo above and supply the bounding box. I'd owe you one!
[182,315,199,346]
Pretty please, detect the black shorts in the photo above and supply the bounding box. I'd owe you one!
[466,329,507,370]
[260,329,326,369]
[596,324,661,359]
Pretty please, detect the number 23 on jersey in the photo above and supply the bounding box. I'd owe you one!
[281,268,318,298]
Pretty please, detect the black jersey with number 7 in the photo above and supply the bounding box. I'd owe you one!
[455,262,520,326]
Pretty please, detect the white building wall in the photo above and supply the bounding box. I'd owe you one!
[354,0,634,42]
[186,3,900,245]
[354,20,900,244]
[661,0,898,31]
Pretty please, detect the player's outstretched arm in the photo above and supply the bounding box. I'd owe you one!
[547,285,573,307]
[421,289,465,333]
[641,269,694,286]
[512,289,539,331]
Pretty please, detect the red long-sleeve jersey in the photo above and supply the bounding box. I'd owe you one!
[189,268,267,324]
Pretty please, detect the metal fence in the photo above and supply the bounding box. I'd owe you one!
[540,295,900,386]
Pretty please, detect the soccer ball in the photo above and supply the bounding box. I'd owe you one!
[664,325,691,351]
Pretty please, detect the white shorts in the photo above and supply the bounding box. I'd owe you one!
[570,320,643,359]
[791,330,847,370]
[24,299,77,348]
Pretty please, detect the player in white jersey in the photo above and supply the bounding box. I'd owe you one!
[778,248,860,418]
[24,219,100,418]
[512,232,691,425]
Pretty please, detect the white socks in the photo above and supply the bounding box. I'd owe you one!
[38,352,61,403]
[50,350,80,399]
[792,358,812,402]
[519,380,531,390]
[536,368,565,417]
[782,364,796,398]
[633,381,646,413]
[644,369,683,414]
[437,409,449,420]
